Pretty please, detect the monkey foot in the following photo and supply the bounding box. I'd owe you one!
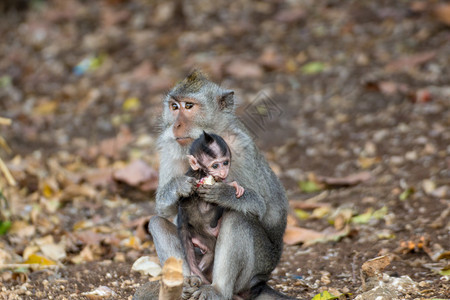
[192,285,225,300]
[182,276,203,300]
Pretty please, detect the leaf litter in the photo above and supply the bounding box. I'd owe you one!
[0,0,449,299]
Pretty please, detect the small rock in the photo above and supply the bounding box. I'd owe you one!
[422,179,436,195]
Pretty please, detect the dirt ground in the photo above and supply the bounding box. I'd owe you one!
[0,0,449,299]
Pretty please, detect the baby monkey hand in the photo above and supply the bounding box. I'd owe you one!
[229,181,245,198]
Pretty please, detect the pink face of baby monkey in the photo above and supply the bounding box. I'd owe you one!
[188,142,230,182]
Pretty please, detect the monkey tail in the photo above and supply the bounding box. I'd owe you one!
[249,282,299,300]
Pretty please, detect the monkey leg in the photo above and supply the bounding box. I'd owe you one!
[148,215,191,275]
[193,212,275,300]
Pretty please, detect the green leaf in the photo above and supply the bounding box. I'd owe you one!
[0,221,11,235]
[399,187,415,201]
[351,208,373,224]
[439,268,450,276]
[299,180,322,193]
[372,206,388,219]
[0,75,12,88]
[294,209,310,220]
[311,291,338,300]
[301,61,326,75]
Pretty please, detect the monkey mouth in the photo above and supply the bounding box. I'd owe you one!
[176,137,193,146]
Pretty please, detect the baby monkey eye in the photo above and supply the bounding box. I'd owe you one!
[184,102,194,109]
[223,160,229,166]
[170,102,179,110]
[212,163,219,169]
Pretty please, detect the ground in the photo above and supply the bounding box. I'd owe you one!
[0,0,449,299]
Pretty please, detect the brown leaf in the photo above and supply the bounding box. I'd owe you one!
[83,168,114,188]
[74,230,105,246]
[385,51,436,73]
[127,216,153,242]
[289,201,330,211]
[361,255,392,278]
[149,71,175,93]
[433,4,450,26]
[316,171,372,187]
[259,47,285,70]
[113,159,158,191]
[283,226,324,245]
[131,60,155,82]
[225,60,264,79]
[87,127,134,159]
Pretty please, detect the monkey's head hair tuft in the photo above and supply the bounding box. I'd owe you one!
[171,69,209,95]
[190,131,231,162]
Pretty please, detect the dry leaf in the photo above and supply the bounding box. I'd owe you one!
[83,286,117,299]
[283,226,325,245]
[132,256,162,277]
[361,255,392,278]
[23,254,57,266]
[9,221,36,238]
[87,127,134,159]
[39,243,66,261]
[83,168,114,188]
[225,60,264,79]
[433,4,450,26]
[113,159,158,190]
[385,51,436,72]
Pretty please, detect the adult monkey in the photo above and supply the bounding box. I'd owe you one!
[147,71,292,300]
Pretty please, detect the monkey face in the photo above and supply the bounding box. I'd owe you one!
[168,98,202,146]
[202,155,230,182]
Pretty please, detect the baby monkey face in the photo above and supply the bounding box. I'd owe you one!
[203,156,230,181]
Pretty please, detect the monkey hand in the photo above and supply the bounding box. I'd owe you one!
[192,285,222,300]
[197,182,235,204]
[198,183,266,220]
[229,181,245,198]
[175,175,197,198]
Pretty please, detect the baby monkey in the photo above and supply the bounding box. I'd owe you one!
[177,131,244,284]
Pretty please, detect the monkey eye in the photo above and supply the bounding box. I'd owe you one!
[223,160,229,166]
[170,102,179,110]
[212,163,219,169]
[184,102,194,109]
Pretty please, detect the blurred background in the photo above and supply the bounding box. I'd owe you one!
[0,0,449,299]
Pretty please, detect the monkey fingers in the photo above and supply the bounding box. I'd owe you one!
[192,285,223,300]
[176,176,198,197]
[197,183,234,203]
[182,276,202,300]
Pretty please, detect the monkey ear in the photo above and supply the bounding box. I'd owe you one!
[217,90,234,110]
[187,155,200,170]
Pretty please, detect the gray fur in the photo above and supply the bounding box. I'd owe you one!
[146,71,291,300]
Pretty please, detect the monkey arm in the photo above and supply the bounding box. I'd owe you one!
[156,175,197,217]
[197,183,266,220]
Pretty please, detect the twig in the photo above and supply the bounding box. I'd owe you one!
[0,136,12,153]
[0,156,16,186]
